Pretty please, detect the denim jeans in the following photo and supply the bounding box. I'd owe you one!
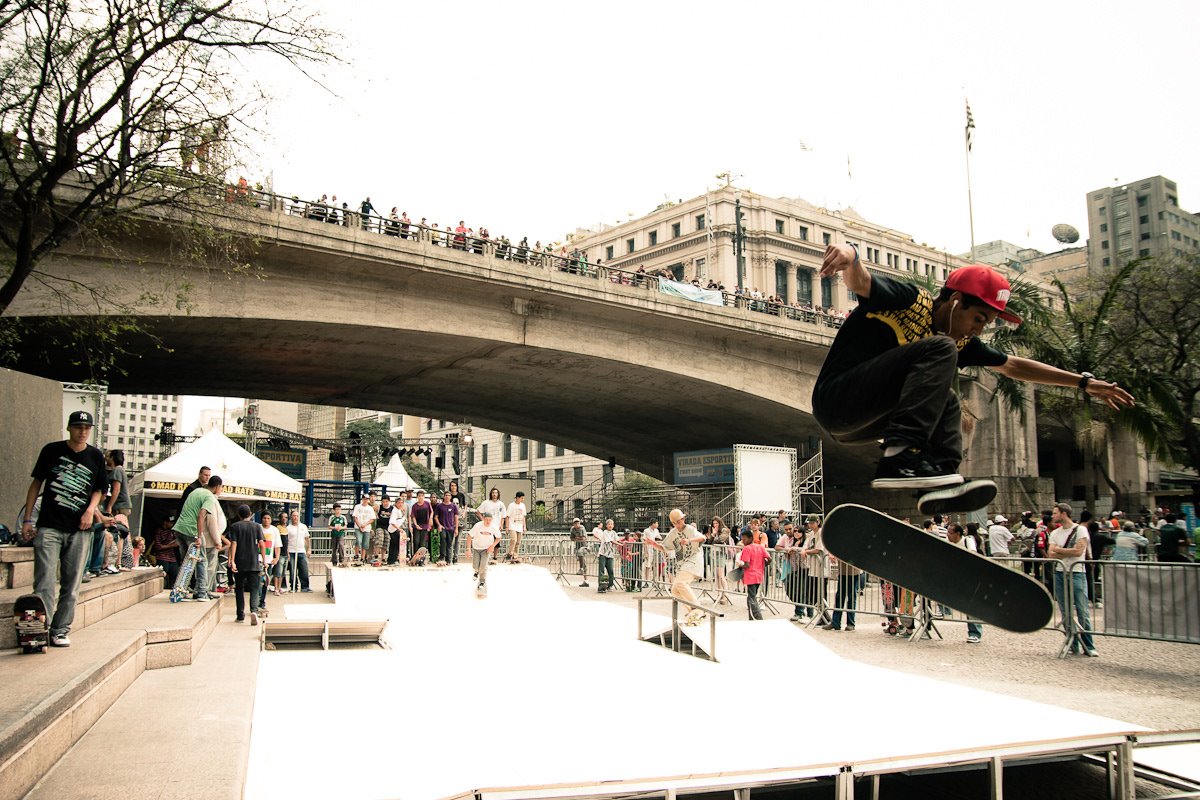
[598,555,615,590]
[33,526,91,635]
[746,583,764,620]
[288,552,310,591]
[830,573,859,628]
[87,526,106,573]
[1054,569,1095,652]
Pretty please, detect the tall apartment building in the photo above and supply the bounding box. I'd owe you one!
[566,185,972,309]
[297,403,346,480]
[99,392,181,473]
[1087,175,1200,271]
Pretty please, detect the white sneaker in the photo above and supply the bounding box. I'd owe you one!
[967,635,980,643]
[50,632,71,647]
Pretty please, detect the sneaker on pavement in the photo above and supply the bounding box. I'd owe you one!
[50,632,70,647]
[872,448,964,490]
[967,634,981,643]
[81,572,93,583]
[845,625,855,631]
[250,612,259,626]
[1085,649,1099,657]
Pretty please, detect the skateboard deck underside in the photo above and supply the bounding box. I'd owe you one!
[822,503,1052,633]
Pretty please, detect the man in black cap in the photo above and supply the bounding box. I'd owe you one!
[20,410,109,647]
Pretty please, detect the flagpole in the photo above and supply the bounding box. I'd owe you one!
[965,99,976,263]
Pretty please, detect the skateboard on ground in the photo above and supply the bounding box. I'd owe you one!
[170,542,202,602]
[914,479,997,516]
[822,503,1053,633]
[14,594,48,653]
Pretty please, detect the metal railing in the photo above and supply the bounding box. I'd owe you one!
[218,187,848,327]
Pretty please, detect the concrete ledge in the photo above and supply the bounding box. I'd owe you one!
[0,628,147,800]
[0,547,34,590]
[0,567,164,649]
[91,593,221,669]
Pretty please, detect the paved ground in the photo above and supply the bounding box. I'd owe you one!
[551,572,1200,732]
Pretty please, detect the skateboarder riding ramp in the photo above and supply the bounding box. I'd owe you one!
[243,565,1177,800]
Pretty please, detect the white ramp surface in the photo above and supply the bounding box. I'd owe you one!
[245,565,1148,800]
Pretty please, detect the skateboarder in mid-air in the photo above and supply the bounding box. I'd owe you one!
[812,244,1134,498]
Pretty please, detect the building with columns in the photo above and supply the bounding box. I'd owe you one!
[565,184,974,310]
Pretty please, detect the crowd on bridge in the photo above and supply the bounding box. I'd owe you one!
[220,178,848,327]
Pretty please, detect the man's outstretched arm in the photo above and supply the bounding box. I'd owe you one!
[991,356,1135,410]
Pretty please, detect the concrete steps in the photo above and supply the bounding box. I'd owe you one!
[0,567,164,649]
[0,548,34,590]
[0,587,221,800]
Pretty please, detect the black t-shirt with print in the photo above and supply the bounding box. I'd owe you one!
[377,503,394,529]
[817,273,1007,384]
[31,441,108,531]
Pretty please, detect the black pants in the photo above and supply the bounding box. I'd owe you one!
[813,335,962,468]
[387,532,403,565]
[412,529,430,554]
[331,534,343,566]
[233,569,261,619]
[598,555,615,590]
[785,568,809,616]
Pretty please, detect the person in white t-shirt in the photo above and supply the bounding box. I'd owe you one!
[285,510,311,593]
[641,519,661,586]
[351,495,375,563]
[505,492,528,561]
[987,514,1014,558]
[477,488,507,564]
[1047,501,1097,657]
[646,509,706,624]
[468,510,501,590]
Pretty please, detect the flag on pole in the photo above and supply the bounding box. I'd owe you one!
[965,99,975,152]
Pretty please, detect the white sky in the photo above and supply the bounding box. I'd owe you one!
[241,0,1197,256]
[188,0,1197,421]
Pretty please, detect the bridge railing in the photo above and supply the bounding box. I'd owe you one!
[223,187,844,329]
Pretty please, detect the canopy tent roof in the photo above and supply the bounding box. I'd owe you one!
[129,429,303,503]
[372,454,423,494]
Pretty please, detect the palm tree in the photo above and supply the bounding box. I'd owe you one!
[982,261,1167,514]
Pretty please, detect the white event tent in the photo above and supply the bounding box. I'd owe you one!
[371,454,422,494]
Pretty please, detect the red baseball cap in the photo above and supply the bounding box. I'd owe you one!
[945,265,1021,324]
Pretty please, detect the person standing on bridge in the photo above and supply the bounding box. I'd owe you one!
[359,197,376,229]
[812,244,1134,490]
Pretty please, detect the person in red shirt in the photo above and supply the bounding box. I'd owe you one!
[736,531,771,621]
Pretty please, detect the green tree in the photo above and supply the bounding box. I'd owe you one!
[1104,254,1200,475]
[341,419,399,484]
[401,458,440,495]
[0,0,334,377]
[985,263,1163,513]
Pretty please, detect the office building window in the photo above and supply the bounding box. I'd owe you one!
[798,225,808,241]
[1139,215,1149,225]
[648,230,658,246]
[775,219,785,234]
[626,238,635,254]
[555,446,565,456]
[537,442,546,459]
[822,232,831,246]
[573,466,583,485]
[554,468,564,487]
[502,435,512,462]
[695,214,706,230]
[695,257,707,278]
[1100,223,1107,232]
[1137,194,1148,207]
[1139,248,1150,257]
[519,438,529,460]
[671,222,681,238]
[1140,232,1150,241]
[481,444,488,465]
[573,499,584,519]
[1101,240,1109,249]
[605,245,614,260]
[797,268,813,304]
[1098,206,1106,215]
[536,470,545,489]
[1102,257,1110,267]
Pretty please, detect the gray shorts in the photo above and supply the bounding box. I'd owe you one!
[356,529,370,550]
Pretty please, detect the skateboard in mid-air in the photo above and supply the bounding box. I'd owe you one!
[170,542,202,602]
[14,594,48,653]
[822,503,1053,633]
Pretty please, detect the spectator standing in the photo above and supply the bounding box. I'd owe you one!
[328,503,348,566]
[1112,521,1149,561]
[506,491,527,561]
[257,512,279,614]
[800,514,829,622]
[359,197,376,229]
[947,523,984,642]
[593,519,619,592]
[569,518,589,585]
[103,450,135,569]
[641,519,661,588]
[476,488,506,563]
[1157,514,1191,562]
[987,515,1014,558]
[736,531,771,620]
[20,410,108,647]
[227,505,265,624]
[409,490,435,559]
[152,515,181,588]
[1047,502,1097,657]
[823,550,861,631]
[286,510,312,593]
[271,513,289,595]
[434,491,460,566]
[178,466,211,512]
[387,500,409,565]
[777,521,807,620]
[373,495,394,566]
[351,494,375,563]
